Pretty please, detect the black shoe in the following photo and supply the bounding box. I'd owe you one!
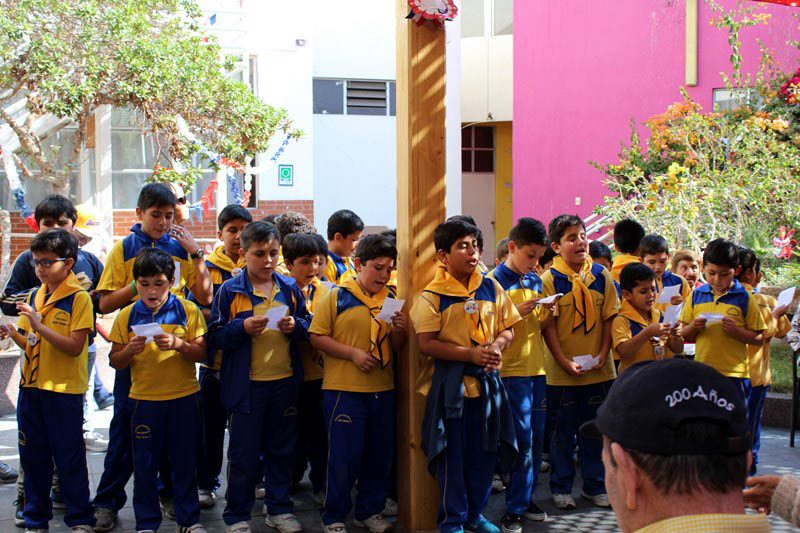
[14,489,24,527]
[524,502,547,522]
[500,513,523,533]
[0,462,18,484]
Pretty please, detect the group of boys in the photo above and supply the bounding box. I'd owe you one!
[3,186,788,533]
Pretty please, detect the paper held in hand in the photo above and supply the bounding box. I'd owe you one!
[777,286,796,309]
[657,284,681,304]
[378,297,405,323]
[265,304,289,331]
[573,354,601,371]
[538,293,563,305]
[131,323,164,343]
[663,304,683,327]
[699,313,724,323]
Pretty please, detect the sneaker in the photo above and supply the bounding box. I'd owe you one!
[552,494,576,510]
[524,502,547,521]
[490,474,505,493]
[94,507,118,532]
[0,462,18,483]
[464,517,500,533]
[83,430,109,453]
[539,460,551,473]
[198,489,216,509]
[177,525,208,533]
[51,487,66,509]
[226,522,252,533]
[322,523,348,533]
[23,530,46,533]
[500,513,523,533]
[160,497,176,520]
[353,514,392,533]
[96,394,115,410]
[136,530,157,533]
[255,483,265,499]
[311,491,325,506]
[71,526,94,533]
[14,488,24,527]
[581,492,610,508]
[382,498,398,517]
[266,513,303,533]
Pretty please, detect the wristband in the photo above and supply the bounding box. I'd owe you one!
[131,280,138,296]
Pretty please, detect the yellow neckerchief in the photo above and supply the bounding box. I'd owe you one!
[611,253,640,281]
[22,271,86,386]
[338,277,392,368]
[424,265,489,346]
[741,282,754,294]
[302,278,322,314]
[552,255,597,332]
[207,245,244,273]
[619,300,660,327]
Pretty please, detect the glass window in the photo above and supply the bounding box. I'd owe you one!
[461,0,485,38]
[313,79,344,115]
[461,125,495,174]
[474,150,494,172]
[712,88,758,111]
[473,126,494,148]
[493,0,513,35]
[462,150,472,172]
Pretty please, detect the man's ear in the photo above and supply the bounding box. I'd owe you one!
[611,443,641,511]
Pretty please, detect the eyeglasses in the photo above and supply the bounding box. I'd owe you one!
[31,258,66,268]
[176,196,187,205]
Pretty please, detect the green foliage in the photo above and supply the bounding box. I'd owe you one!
[0,0,300,190]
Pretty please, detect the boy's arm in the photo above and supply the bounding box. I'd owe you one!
[171,225,213,306]
[0,324,27,350]
[310,333,378,373]
[109,338,147,369]
[288,286,311,343]
[390,312,409,353]
[97,244,136,314]
[595,317,614,367]
[98,286,137,314]
[0,252,36,316]
[721,319,764,346]
[667,326,684,354]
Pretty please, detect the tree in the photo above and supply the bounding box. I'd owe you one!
[0,0,300,193]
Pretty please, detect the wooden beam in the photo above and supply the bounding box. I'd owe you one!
[396,1,447,530]
[686,0,698,86]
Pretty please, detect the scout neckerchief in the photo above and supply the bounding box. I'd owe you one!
[207,245,245,276]
[552,255,597,333]
[338,277,392,368]
[611,253,640,281]
[424,265,490,347]
[21,271,85,387]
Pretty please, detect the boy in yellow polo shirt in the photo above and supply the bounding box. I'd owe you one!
[1,229,95,532]
[638,234,692,312]
[736,248,791,474]
[411,218,521,533]
[108,249,207,533]
[208,221,310,533]
[610,219,645,284]
[541,214,619,511]
[310,234,407,533]
[488,218,551,529]
[680,239,766,405]
[611,263,683,374]
[324,209,363,283]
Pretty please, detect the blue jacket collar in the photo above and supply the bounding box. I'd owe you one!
[132,292,180,317]
[696,279,747,295]
[130,223,171,246]
[226,267,296,295]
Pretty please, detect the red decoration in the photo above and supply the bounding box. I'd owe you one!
[200,180,218,218]
[218,157,246,173]
[406,0,458,27]
[23,214,38,232]
[753,0,799,6]
[774,226,798,260]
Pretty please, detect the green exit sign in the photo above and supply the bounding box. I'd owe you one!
[278,164,294,186]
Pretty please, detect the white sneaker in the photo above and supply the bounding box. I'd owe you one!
[266,513,303,533]
[198,489,216,509]
[24,530,47,533]
[322,523,348,533]
[582,492,610,508]
[352,514,392,533]
[83,430,109,453]
[226,522,252,533]
[136,530,156,533]
[178,525,207,533]
[539,460,551,473]
[255,484,266,499]
[491,474,505,493]
[71,527,94,533]
[381,498,398,517]
[552,493,576,510]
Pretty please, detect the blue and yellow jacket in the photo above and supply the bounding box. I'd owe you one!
[207,268,310,413]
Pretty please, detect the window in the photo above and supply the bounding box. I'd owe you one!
[347,80,388,116]
[313,79,396,116]
[248,55,259,96]
[493,0,513,35]
[713,88,758,111]
[462,0,485,38]
[462,126,494,173]
[313,79,344,115]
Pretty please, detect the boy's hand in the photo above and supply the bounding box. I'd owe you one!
[277,316,295,334]
[515,299,539,317]
[154,333,180,351]
[390,312,408,334]
[560,357,585,377]
[128,335,148,355]
[670,295,684,306]
[469,345,500,371]
[0,324,14,340]
[170,225,200,255]
[774,304,790,320]
[484,343,503,372]
[244,316,268,336]
[17,303,41,330]
[691,317,707,330]
[669,323,683,339]
[350,348,378,372]
[721,317,739,335]
[644,322,670,337]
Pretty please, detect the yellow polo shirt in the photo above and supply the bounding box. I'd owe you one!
[324,251,356,284]
[748,291,791,387]
[635,513,769,532]
[249,284,293,381]
[612,301,672,374]
[299,280,329,382]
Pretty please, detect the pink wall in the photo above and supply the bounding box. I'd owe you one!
[513,0,800,224]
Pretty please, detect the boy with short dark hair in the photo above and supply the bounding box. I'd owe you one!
[612,263,682,374]
[209,221,310,533]
[541,214,619,510]
[411,218,521,533]
[489,218,551,530]
[108,249,208,533]
[680,239,766,403]
[324,209,364,283]
[495,237,510,267]
[610,219,645,284]
[638,234,692,312]
[588,241,612,271]
[1,229,95,532]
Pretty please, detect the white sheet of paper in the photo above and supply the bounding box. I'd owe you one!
[131,323,164,343]
[573,354,599,371]
[700,312,724,323]
[172,261,181,288]
[664,304,683,326]
[777,287,796,308]
[378,297,405,323]
[657,284,681,304]
[321,281,336,290]
[265,304,289,331]
[538,293,564,305]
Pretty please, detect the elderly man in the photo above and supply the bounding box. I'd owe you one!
[582,358,769,532]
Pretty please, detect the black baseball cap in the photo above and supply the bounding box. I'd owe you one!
[581,358,750,455]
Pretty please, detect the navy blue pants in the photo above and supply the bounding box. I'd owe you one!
[224,378,299,525]
[748,384,769,475]
[294,379,327,493]
[547,381,611,496]
[322,390,395,525]
[503,376,546,514]
[17,388,95,529]
[729,377,752,418]
[197,367,226,492]
[131,393,201,530]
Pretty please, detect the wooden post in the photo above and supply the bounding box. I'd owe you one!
[396,1,447,531]
[686,0,698,86]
